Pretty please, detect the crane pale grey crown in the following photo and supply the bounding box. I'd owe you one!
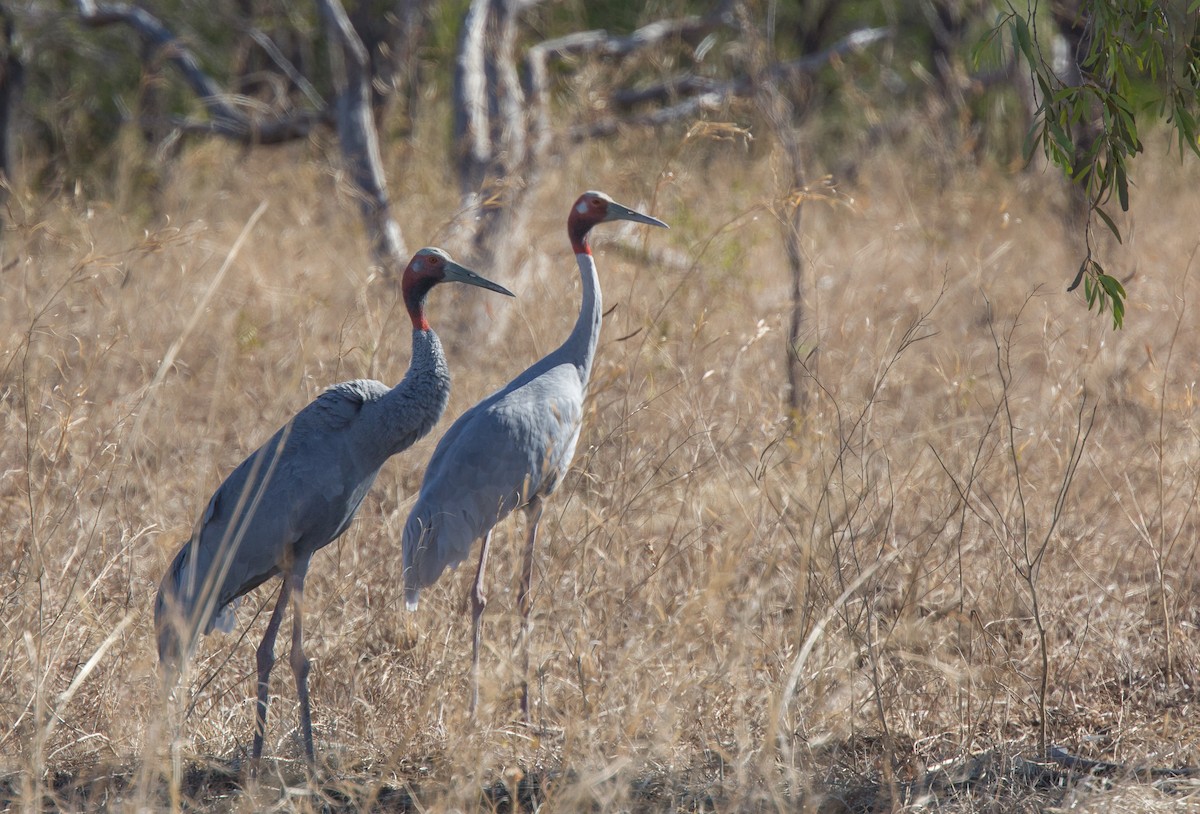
[412,246,451,265]
[576,190,612,215]
[415,246,449,259]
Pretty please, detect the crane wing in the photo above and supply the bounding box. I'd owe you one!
[307,379,389,430]
[402,364,585,606]
[155,378,392,666]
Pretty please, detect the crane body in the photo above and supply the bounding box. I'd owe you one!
[154,248,513,770]
[402,192,667,716]
[161,371,442,640]
[402,332,590,597]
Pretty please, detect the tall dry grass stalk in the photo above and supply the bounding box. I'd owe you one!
[3,124,1200,811]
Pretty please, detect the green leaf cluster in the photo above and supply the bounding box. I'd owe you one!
[1005,1,1200,328]
[1080,259,1127,329]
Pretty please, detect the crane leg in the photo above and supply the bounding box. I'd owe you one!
[517,498,543,724]
[251,579,293,775]
[469,530,493,717]
[287,560,316,772]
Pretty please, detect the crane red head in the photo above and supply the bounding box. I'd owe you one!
[402,247,514,330]
[567,191,669,255]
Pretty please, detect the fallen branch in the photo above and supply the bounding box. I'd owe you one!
[1047,745,1200,780]
[569,93,728,141]
[570,27,891,140]
[610,75,728,110]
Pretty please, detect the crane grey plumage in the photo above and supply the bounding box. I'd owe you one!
[154,247,513,771]
[401,192,668,716]
[401,344,586,592]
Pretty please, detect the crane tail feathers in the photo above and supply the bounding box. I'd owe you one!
[155,582,198,681]
[154,539,240,676]
[209,599,240,633]
[403,507,478,602]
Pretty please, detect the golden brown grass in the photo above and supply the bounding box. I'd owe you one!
[4,119,1200,812]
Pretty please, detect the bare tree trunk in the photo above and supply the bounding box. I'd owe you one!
[453,0,491,201]
[475,0,533,282]
[449,0,542,344]
[452,0,538,248]
[749,2,810,415]
[316,0,408,275]
[0,4,23,222]
[761,83,808,416]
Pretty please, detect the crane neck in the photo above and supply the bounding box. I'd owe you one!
[560,250,602,383]
[403,278,439,331]
[379,328,451,458]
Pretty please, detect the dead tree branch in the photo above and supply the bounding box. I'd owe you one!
[76,0,409,271]
[316,0,408,270]
[529,7,735,63]
[567,27,889,140]
[569,93,728,141]
[524,2,737,144]
[75,0,323,144]
[448,0,545,342]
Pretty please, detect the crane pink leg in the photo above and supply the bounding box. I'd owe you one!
[469,530,493,717]
[287,560,315,770]
[517,498,543,723]
[251,579,292,775]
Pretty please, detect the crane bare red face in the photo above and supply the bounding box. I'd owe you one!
[567,191,667,255]
[402,247,514,331]
[578,194,608,220]
[411,250,445,277]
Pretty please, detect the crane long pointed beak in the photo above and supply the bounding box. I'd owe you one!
[605,201,670,230]
[443,262,516,297]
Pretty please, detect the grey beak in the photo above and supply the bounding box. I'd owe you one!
[605,200,670,230]
[443,262,516,297]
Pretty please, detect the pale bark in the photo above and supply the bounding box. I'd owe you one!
[448,0,543,343]
[316,0,409,273]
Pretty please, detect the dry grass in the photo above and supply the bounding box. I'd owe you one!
[3,119,1200,813]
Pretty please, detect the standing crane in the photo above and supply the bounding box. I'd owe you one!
[402,191,668,716]
[154,247,513,771]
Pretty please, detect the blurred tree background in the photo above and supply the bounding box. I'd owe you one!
[0,0,1195,324]
[0,1,1035,200]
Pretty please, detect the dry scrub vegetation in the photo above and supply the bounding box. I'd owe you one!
[3,123,1200,812]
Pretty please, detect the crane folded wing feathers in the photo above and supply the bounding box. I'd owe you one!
[402,396,579,610]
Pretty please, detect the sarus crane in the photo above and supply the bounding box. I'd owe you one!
[402,191,668,716]
[154,247,513,770]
